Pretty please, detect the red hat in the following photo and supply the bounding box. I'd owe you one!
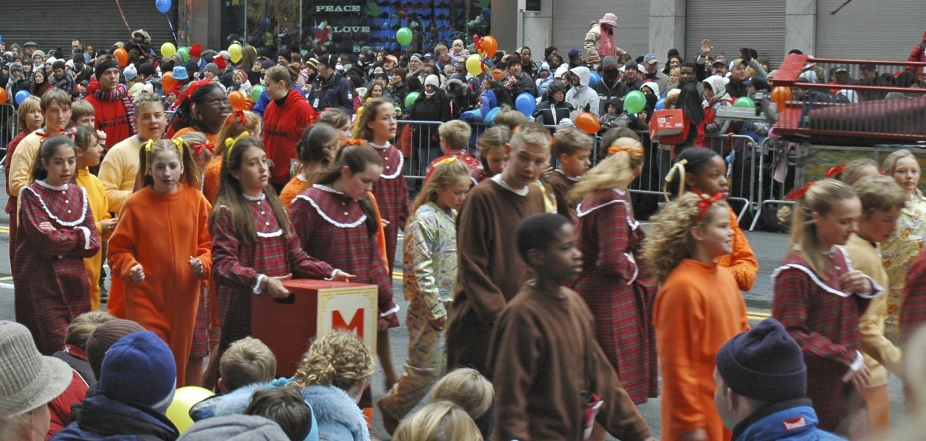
[189,43,203,58]
[214,56,226,71]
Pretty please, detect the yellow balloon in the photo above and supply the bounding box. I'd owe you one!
[166,386,214,433]
[465,54,483,76]
[228,43,243,63]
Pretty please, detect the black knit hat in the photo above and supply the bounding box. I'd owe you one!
[94,59,120,79]
[716,318,806,403]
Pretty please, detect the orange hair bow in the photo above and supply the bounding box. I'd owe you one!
[225,109,248,126]
[608,145,644,159]
[825,165,845,178]
[786,181,815,201]
[695,192,727,224]
[342,139,364,146]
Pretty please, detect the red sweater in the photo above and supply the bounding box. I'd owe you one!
[262,91,318,186]
[83,93,134,147]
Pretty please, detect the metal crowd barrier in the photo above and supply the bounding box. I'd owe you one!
[0,104,18,170]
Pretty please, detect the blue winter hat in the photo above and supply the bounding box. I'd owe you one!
[99,331,177,412]
[716,318,806,403]
[172,66,189,81]
[568,48,581,61]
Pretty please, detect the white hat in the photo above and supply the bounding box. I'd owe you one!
[554,64,569,79]
[424,74,440,88]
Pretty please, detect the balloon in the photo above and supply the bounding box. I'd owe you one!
[228,43,243,63]
[166,386,214,434]
[161,72,176,91]
[655,97,666,110]
[160,42,176,58]
[396,27,413,46]
[0,87,7,104]
[113,48,129,67]
[178,47,190,62]
[250,85,265,102]
[15,90,31,105]
[155,0,172,14]
[465,54,483,76]
[404,91,420,108]
[515,93,536,116]
[589,71,601,87]
[624,90,646,114]
[482,36,497,57]
[0,34,3,43]
[228,91,247,111]
[575,113,601,134]
[734,97,756,108]
[771,86,791,110]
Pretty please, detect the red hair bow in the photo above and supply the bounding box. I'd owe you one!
[786,181,815,201]
[225,109,248,126]
[695,192,727,224]
[825,165,845,178]
[188,143,210,158]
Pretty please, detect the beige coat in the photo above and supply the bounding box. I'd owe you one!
[583,23,626,61]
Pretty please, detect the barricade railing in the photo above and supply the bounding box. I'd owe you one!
[750,137,798,232]
[0,103,18,169]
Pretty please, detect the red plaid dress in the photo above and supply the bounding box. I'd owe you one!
[772,248,882,439]
[901,251,926,347]
[15,181,100,355]
[573,189,658,404]
[370,142,409,275]
[290,185,399,327]
[212,194,336,352]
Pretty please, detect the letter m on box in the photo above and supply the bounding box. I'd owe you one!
[332,308,364,339]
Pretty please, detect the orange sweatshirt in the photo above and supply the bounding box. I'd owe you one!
[716,207,758,291]
[203,156,222,205]
[107,185,212,386]
[655,259,749,441]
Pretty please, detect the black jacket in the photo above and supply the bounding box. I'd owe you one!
[533,99,574,125]
[310,73,355,115]
[409,89,451,122]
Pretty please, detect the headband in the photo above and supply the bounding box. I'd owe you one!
[786,181,814,201]
[663,159,688,201]
[608,144,644,159]
[694,192,727,224]
[143,139,185,175]
[224,109,248,126]
[432,156,458,168]
[825,165,845,178]
[225,131,250,160]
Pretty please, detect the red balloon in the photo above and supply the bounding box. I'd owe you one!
[228,91,247,111]
[575,113,601,135]
[0,87,7,104]
[771,86,792,110]
[482,36,498,57]
[161,72,176,91]
[114,48,129,67]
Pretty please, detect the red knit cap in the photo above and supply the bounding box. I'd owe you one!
[190,43,203,58]
[214,56,226,71]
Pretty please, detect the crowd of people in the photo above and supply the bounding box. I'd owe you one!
[1,17,926,441]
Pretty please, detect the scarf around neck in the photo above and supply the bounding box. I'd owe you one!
[598,25,616,58]
[89,79,137,136]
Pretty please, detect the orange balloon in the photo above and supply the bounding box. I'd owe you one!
[575,113,601,134]
[161,72,176,91]
[228,91,247,111]
[0,87,7,104]
[482,36,498,58]
[771,86,792,110]
[114,48,129,67]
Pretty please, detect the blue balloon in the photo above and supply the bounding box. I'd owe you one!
[156,0,171,14]
[655,97,666,110]
[0,34,3,44]
[515,93,536,117]
[589,71,601,87]
[15,90,31,105]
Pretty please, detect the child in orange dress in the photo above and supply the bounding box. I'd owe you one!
[107,139,211,386]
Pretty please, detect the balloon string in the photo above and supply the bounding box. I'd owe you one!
[166,16,178,43]
[114,0,133,33]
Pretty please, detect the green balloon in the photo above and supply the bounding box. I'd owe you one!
[177,46,190,62]
[250,85,265,102]
[734,97,756,108]
[624,90,646,114]
[404,91,420,108]
[396,27,413,46]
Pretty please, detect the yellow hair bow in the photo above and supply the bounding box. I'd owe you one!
[225,131,250,161]
[433,156,458,168]
[143,139,156,175]
[663,159,688,202]
[172,138,185,157]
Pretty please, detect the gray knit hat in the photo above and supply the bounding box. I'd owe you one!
[0,321,73,416]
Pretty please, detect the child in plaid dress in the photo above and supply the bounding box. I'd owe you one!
[107,139,211,386]
[15,135,101,355]
[211,135,352,356]
[355,98,408,389]
[378,157,471,433]
[289,142,400,398]
[573,138,657,406]
[772,179,882,440]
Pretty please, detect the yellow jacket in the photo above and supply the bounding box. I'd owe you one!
[75,168,113,311]
[845,234,902,387]
[8,131,44,198]
[99,136,143,213]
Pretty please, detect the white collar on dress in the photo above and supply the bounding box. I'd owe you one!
[312,184,344,195]
[242,192,266,201]
[369,141,390,150]
[37,180,68,191]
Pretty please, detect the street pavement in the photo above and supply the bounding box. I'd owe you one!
[0,176,907,439]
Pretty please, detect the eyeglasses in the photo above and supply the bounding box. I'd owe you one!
[205,99,229,107]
